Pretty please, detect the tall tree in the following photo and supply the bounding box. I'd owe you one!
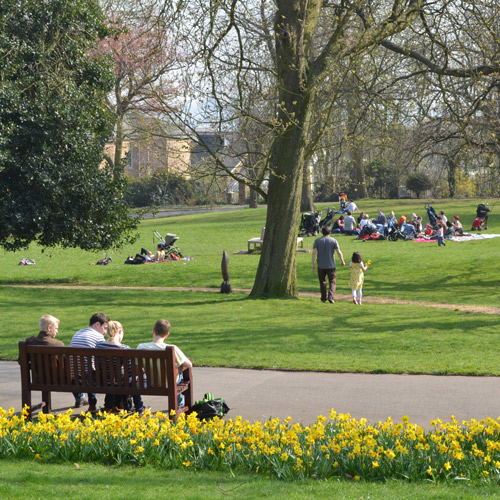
[98,0,186,172]
[0,0,137,251]
[159,0,500,297]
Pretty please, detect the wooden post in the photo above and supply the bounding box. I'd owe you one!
[220,250,231,293]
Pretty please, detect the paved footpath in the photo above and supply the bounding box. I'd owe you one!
[2,361,499,429]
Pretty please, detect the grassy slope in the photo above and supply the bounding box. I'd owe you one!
[0,198,499,373]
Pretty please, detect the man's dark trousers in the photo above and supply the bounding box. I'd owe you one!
[318,268,336,302]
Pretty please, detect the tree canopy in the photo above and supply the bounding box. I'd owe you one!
[0,0,138,251]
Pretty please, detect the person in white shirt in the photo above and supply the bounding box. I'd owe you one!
[346,201,359,213]
[137,319,192,407]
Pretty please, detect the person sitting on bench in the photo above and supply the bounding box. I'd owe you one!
[137,319,192,407]
[70,312,109,411]
[96,320,149,414]
[26,315,64,347]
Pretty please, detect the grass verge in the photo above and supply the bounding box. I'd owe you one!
[2,461,498,500]
[3,287,500,374]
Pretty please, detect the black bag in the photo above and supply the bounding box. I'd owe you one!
[188,392,230,420]
[97,257,112,265]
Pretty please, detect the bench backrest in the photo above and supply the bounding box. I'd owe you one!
[18,342,179,396]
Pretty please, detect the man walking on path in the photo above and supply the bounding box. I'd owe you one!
[311,226,345,303]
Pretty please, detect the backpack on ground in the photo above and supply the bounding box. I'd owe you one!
[187,392,230,420]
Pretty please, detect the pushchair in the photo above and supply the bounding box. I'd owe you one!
[154,231,182,257]
[471,203,490,231]
[385,225,408,241]
[426,205,438,227]
[319,207,336,229]
[299,211,321,236]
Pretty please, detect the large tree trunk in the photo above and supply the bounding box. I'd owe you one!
[250,121,308,297]
[250,0,318,298]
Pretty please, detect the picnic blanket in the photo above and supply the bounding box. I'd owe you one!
[450,234,500,242]
[414,234,500,243]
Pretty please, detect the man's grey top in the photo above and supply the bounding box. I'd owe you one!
[344,215,356,231]
[313,235,339,269]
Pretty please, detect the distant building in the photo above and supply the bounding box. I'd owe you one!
[106,128,255,203]
[127,137,191,178]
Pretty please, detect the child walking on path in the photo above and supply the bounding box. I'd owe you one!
[349,252,370,305]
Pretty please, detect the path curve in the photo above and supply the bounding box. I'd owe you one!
[4,284,500,315]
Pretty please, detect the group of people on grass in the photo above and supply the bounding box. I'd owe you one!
[329,205,464,244]
[311,226,370,305]
[25,313,191,414]
[310,205,467,302]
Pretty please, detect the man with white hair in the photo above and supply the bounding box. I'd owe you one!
[25,315,64,346]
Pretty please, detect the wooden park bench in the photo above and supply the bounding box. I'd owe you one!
[248,227,304,252]
[18,341,193,420]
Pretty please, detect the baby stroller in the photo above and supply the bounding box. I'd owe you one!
[154,231,183,257]
[471,203,490,231]
[319,207,336,229]
[299,211,321,236]
[426,205,438,227]
[385,224,408,241]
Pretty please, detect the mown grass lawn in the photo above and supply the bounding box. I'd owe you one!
[2,287,500,375]
[1,461,499,500]
[0,198,498,305]
[0,197,499,373]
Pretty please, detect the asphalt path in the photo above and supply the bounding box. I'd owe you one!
[142,205,249,219]
[2,361,499,429]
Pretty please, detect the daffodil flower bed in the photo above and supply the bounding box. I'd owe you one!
[2,407,500,483]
